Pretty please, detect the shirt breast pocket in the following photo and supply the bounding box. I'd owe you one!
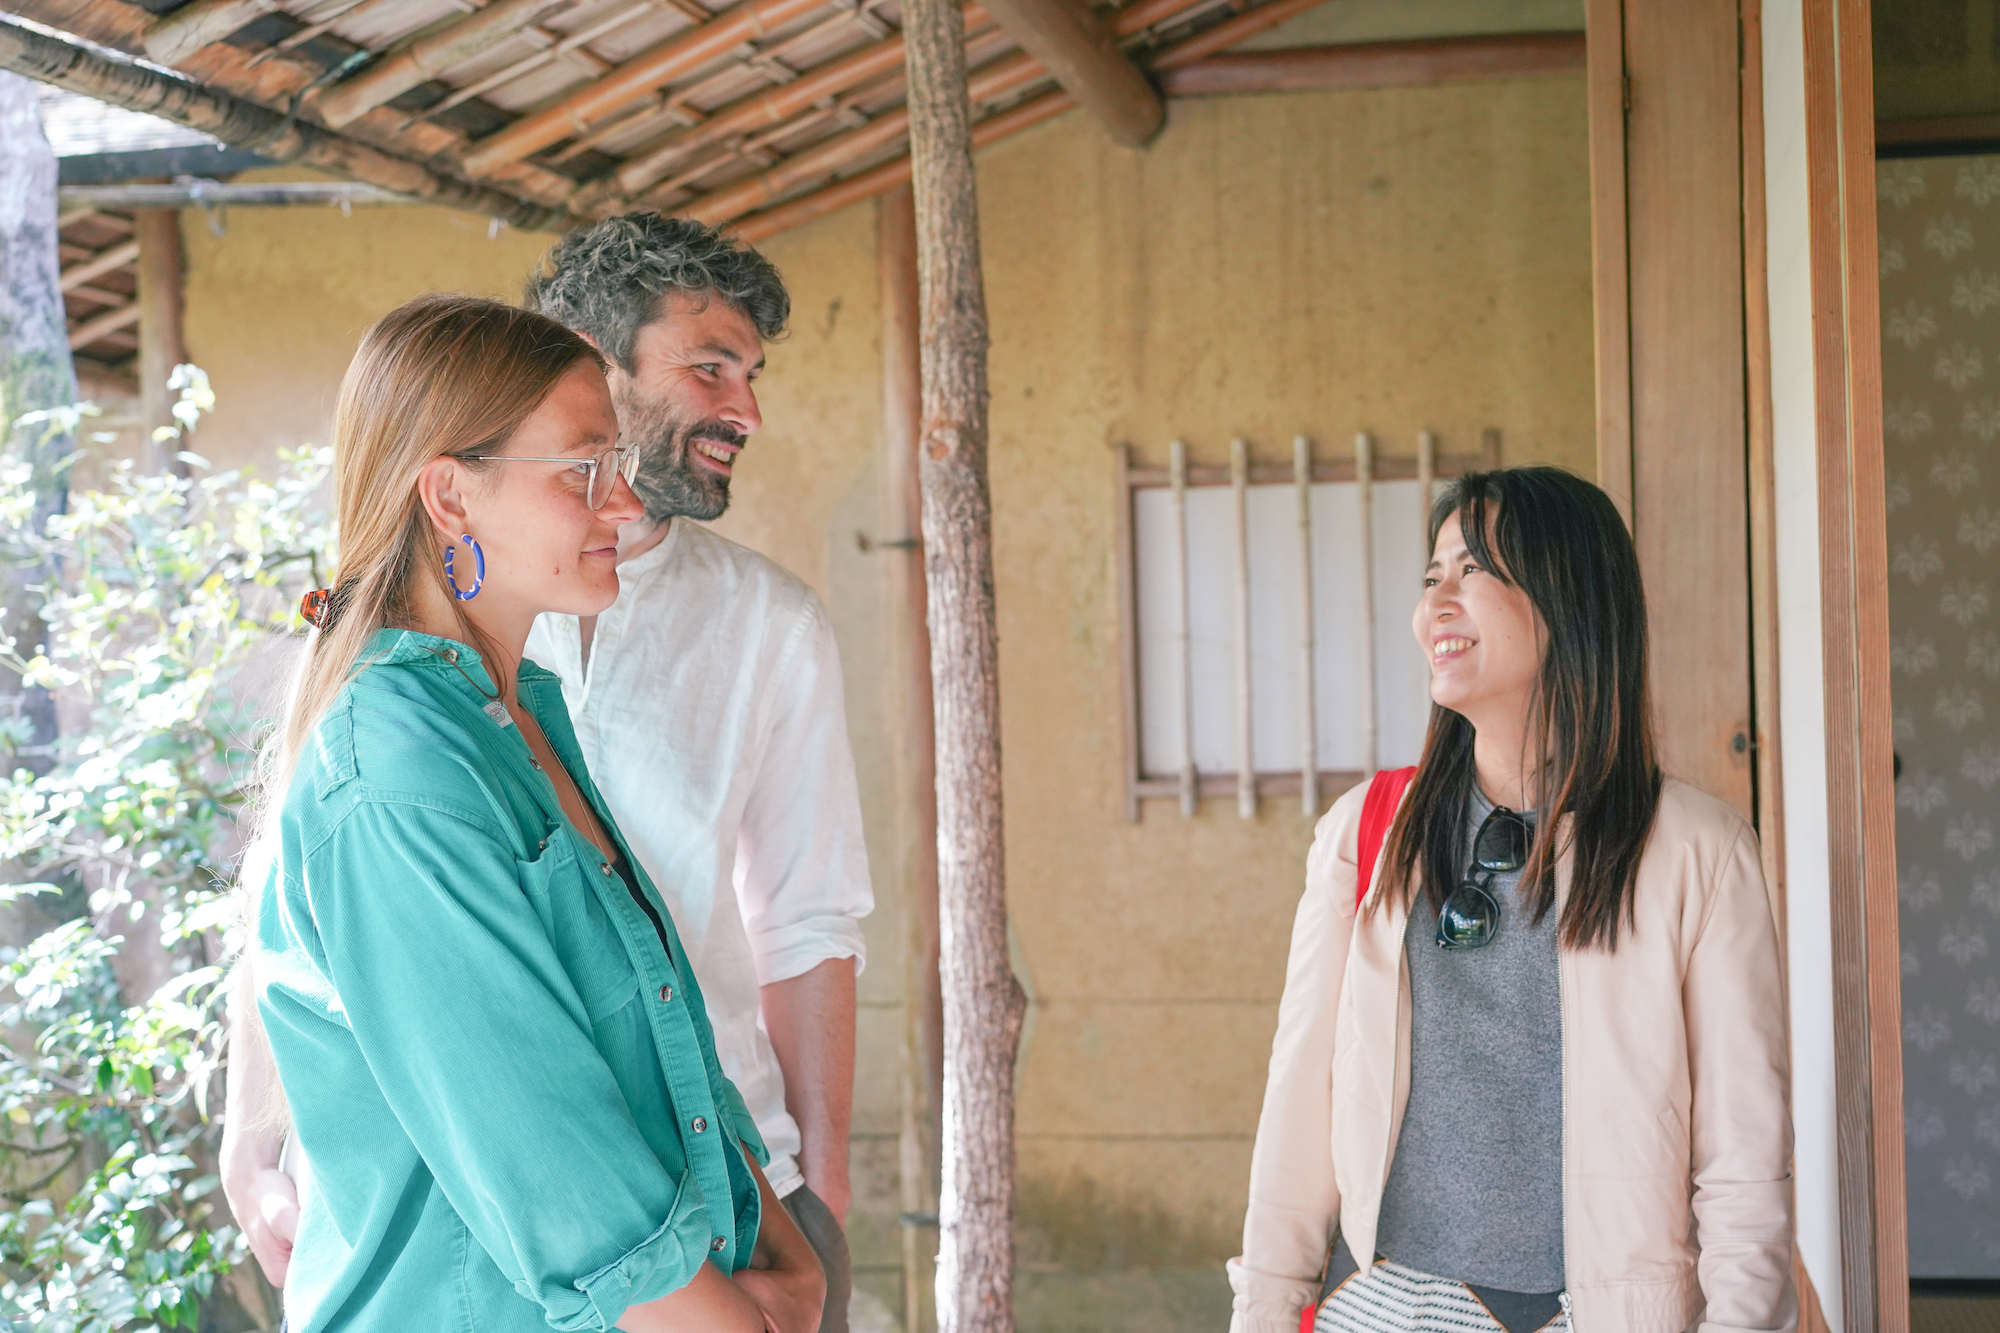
[513,842,641,1023]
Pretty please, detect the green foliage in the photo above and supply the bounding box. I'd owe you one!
[0,371,332,1331]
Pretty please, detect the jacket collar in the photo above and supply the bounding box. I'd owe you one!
[360,627,559,691]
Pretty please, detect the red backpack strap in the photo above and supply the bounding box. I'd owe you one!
[1355,766,1418,909]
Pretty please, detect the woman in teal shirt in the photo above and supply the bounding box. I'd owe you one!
[246,294,823,1332]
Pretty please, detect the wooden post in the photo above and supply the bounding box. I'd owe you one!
[1294,435,1317,816]
[879,182,943,1333]
[1230,437,1254,818]
[1170,438,1196,817]
[1417,429,1436,554]
[134,207,185,475]
[1355,432,1377,774]
[902,0,1025,1325]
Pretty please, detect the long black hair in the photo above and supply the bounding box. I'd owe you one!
[1376,466,1662,950]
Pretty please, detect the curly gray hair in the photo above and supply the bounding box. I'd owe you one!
[524,213,790,371]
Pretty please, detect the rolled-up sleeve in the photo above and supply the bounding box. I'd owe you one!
[735,594,873,984]
[284,798,714,1331]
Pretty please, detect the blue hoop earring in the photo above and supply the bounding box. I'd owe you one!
[443,534,484,601]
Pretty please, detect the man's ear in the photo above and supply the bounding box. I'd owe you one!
[415,456,472,540]
[575,329,600,352]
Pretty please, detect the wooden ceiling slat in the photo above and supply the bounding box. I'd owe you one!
[65,281,130,307]
[726,0,1333,237]
[681,44,1041,222]
[13,0,1351,244]
[732,82,1067,239]
[60,238,141,291]
[80,332,139,356]
[317,0,577,127]
[143,0,286,67]
[609,3,979,197]
[458,0,830,175]
[8,0,585,208]
[247,0,398,68]
[672,0,1208,218]
[68,299,142,349]
[408,0,665,128]
[0,14,569,228]
[1145,0,1331,71]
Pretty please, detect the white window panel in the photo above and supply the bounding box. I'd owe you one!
[1135,477,1435,782]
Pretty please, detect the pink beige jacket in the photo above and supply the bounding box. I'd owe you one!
[1228,778,1796,1333]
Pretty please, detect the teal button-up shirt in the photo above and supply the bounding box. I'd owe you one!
[255,629,764,1333]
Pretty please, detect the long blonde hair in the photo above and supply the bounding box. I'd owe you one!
[234,296,599,1132]
[263,293,601,801]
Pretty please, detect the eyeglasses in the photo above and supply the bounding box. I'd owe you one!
[463,445,639,511]
[1437,805,1533,950]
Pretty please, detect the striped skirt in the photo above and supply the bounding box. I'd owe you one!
[1314,1258,1571,1333]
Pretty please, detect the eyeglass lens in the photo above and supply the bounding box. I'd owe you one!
[1437,876,1500,949]
[586,448,638,510]
[1473,808,1532,873]
[1436,808,1532,950]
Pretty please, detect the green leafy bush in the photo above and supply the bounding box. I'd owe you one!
[0,372,331,1331]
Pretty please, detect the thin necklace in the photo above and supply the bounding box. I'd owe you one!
[427,645,514,728]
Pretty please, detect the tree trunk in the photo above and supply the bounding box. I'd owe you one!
[901,5,1024,1331]
[0,71,74,776]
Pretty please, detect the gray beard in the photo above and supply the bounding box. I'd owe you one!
[617,384,738,524]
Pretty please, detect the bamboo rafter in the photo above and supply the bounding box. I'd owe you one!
[5,0,1578,242]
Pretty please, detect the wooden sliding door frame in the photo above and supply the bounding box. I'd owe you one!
[1798,0,1908,1326]
[1592,0,1906,1325]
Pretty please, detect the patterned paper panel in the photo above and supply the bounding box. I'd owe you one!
[1880,153,2000,1278]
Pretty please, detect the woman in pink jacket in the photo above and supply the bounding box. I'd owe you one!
[1230,467,1794,1333]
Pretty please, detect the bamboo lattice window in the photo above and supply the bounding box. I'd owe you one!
[1114,430,1501,820]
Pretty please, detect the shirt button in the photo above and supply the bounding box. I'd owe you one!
[442,648,458,663]
[600,863,614,876]
[530,760,542,771]
[710,1237,726,1252]
[692,1117,707,1134]
[658,984,673,1002]
[537,837,548,850]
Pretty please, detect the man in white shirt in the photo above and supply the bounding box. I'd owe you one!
[517,214,873,1333]
[222,216,873,1333]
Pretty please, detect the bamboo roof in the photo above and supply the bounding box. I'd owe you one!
[3,0,1333,239]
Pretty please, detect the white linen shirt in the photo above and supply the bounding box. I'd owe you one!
[524,518,873,1199]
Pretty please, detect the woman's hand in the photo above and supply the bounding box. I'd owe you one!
[617,1154,821,1333]
[734,1156,826,1333]
[229,1166,300,1286]
[221,961,299,1286]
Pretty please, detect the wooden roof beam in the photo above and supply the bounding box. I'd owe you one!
[977,0,1158,145]
[316,0,577,128]
[0,16,568,231]
[1157,30,1585,96]
[677,0,1214,220]
[60,238,140,291]
[68,299,141,349]
[458,0,831,177]
[723,0,1336,237]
